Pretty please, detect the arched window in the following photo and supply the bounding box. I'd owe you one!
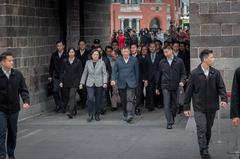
[149,18,160,29]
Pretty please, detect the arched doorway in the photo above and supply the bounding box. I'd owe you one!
[149,18,160,31]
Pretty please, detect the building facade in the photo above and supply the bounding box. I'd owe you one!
[111,0,182,33]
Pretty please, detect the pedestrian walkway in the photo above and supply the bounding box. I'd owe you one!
[16,108,239,159]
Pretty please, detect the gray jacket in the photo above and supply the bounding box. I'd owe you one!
[80,59,108,87]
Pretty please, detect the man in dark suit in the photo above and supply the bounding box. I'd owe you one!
[76,40,89,109]
[173,41,187,64]
[130,43,148,115]
[231,66,240,127]
[111,47,139,123]
[155,40,164,108]
[60,47,83,119]
[155,46,186,129]
[184,49,228,159]
[48,40,67,112]
[179,41,190,76]
[0,52,30,159]
[145,42,164,111]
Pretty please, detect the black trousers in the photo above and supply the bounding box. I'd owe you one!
[52,78,63,109]
[0,111,19,157]
[102,85,112,110]
[77,86,87,107]
[146,79,158,110]
[135,81,145,109]
[194,111,216,154]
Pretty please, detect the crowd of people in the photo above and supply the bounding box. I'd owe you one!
[0,24,240,159]
[48,25,191,125]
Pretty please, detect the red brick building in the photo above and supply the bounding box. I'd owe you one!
[111,0,182,33]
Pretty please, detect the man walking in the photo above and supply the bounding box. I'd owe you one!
[155,46,186,129]
[48,41,67,112]
[111,47,139,123]
[184,49,228,159]
[0,52,30,159]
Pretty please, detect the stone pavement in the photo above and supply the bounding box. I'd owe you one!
[15,108,239,159]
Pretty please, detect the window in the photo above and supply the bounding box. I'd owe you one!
[124,19,129,29]
[132,19,137,30]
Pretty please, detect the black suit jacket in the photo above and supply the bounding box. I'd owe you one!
[156,56,186,91]
[0,68,30,113]
[76,49,90,69]
[136,55,148,81]
[184,65,228,113]
[146,52,164,81]
[49,51,67,79]
[61,59,83,88]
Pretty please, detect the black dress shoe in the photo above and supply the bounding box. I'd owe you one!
[135,108,141,116]
[55,106,61,112]
[201,151,211,159]
[67,113,73,119]
[148,108,155,112]
[8,156,15,159]
[100,109,107,115]
[95,115,100,121]
[166,124,173,129]
[0,156,6,159]
[201,154,211,159]
[87,116,93,122]
[111,107,117,111]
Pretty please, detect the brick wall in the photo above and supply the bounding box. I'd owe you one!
[82,0,111,47]
[0,0,111,119]
[190,0,240,91]
[0,0,61,118]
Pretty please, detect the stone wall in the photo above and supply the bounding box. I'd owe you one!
[190,0,240,91]
[0,0,61,118]
[0,0,111,119]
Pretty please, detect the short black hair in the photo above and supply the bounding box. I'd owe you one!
[112,49,120,55]
[172,41,180,45]
[199,49,213,62]
[149,41,156,46]
[163,46,173,50]
[130,43,138,48]
[105,45,113,51]
[67,47,76,55]
[179,41,186,46]
[121,46,130,51]
[154,40,163,46]
[78,39,86,45]
[90,49,101,60]
[0,51,13,61]
[56,40,65,45]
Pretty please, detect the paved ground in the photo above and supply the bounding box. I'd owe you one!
[15,108,239,159]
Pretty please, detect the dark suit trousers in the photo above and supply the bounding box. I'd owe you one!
[119,87,135,117]
[0,111,19,157]
[162,89,177,125]
[52,78,63,108]
[194,111,216,154]
[135,81,144,108]
[77,87,87,107]
[146,79,158,110]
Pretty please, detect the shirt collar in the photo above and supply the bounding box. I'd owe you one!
[2,67,11,74]
[167,55,174,61]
